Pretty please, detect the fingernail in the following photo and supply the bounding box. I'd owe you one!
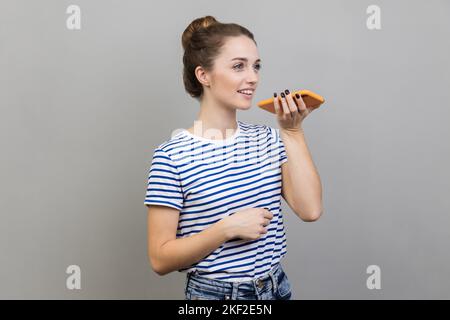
[285,89,290,95]
[295,93,300,99]
[280,92,285,98]
[273,92,277,97]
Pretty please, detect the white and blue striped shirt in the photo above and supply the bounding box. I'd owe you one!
[144,120,288,282]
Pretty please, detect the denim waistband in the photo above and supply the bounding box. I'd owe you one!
[185,263,282,298]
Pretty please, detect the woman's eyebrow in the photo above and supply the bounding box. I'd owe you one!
[231,57,261,63]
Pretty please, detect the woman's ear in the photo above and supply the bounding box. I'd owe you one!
[195,66,210,87]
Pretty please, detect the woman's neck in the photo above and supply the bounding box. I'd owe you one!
[187,107,238,140]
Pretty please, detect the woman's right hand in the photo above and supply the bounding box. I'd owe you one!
[222,207,274,241]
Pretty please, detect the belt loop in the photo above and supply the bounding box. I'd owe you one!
[231,282,240,300]
[269,265,278,294]
[184,272,191,296]
[251,279,261,300]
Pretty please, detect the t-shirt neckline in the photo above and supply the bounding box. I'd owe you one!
[182,120,242,145]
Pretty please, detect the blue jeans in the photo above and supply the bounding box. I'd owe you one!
[184,263,292,300]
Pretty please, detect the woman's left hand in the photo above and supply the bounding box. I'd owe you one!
[273,89,317,132]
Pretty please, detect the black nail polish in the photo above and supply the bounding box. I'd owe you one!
[285,89,290,95]
[295,93,300,99]
[273,92,277,97]
[280,92,285,98]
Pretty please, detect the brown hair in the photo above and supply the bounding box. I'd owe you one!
[181,15,257,99]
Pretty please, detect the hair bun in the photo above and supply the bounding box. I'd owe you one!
[182,16,219,50]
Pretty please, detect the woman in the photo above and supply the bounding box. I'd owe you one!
[145,15,323,300]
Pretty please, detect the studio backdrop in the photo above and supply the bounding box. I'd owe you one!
[1,0,449,299]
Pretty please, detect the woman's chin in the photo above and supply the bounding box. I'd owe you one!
[236,101,252,110]
[236,106,251,111]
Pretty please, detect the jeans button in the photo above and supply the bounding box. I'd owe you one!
[257,279,264,288]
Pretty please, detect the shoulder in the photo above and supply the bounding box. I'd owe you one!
[152,129,189,161]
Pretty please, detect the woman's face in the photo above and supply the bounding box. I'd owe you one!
[202,35,261,110]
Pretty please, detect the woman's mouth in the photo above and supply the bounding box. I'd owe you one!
[237,89,254,99]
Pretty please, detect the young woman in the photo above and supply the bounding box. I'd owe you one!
[145,16,323,300]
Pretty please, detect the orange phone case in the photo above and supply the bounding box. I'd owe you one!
[257,89,325,114]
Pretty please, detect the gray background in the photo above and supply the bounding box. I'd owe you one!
[1,0,449,299]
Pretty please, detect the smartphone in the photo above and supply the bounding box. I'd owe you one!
[257,89,325,114]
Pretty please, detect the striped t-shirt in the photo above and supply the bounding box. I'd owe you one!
[144,120,288,282]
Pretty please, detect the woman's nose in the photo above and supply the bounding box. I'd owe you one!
[247,70,258,82]
[246,72,258,83]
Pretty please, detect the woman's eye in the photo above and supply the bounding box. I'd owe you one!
[233,63,262,71]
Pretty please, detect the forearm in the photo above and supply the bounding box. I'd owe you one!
[155,219,230,275]
[280,128,323,214]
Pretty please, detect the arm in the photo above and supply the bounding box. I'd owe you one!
[147,205,231,276]
[280,129,323,221]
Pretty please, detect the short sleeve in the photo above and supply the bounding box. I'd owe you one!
[144,148,184,211]
[271,127,288,165]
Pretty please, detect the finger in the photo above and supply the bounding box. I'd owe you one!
[273,93,282,116]
[284,89,300,114]
[292,94,301,112]
[294,93,308,113]
[279,91,291,115]
[263,210,273,220]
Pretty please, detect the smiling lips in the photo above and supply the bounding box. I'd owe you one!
[237,89,254,98]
